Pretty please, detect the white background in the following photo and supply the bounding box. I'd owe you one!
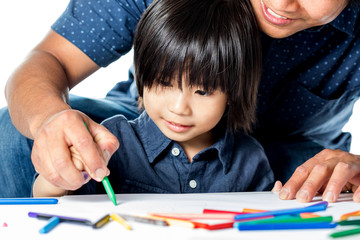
[0,0,359,154]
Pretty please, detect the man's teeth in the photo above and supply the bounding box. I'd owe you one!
[267,8,287,19]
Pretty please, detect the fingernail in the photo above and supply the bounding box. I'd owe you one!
[279,187,290,199]
[354,193,360,202]
[297,189,309,202]
[323,191,335,202]
[103,150,111,164]
[94,168,106,181]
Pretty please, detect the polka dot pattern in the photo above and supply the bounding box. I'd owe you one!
[255,6,360,150]
[52,0,153,67]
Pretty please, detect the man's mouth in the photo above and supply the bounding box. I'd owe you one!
[267,7,288,19]
[260,0,294,25]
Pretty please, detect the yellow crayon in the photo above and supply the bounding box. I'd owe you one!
[110,213,132,230]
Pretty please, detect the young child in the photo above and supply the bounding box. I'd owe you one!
[33,0,274,197]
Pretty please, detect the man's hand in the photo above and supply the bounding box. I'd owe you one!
[31,109,119,191]
[276,149,360,203]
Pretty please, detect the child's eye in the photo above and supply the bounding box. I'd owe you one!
[195,90,211,96]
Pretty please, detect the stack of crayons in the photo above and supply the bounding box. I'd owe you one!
[330,210,360,238]
[26,200,360,238]
[148,201,333,231]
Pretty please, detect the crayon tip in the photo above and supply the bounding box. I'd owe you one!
[102,176,117,206]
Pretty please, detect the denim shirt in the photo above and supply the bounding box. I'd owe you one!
[53,1,360,152]
[75,112,274,194]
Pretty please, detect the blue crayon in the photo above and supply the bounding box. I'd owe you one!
[0,198,58,205]
[236,222,337,231]
[234,204,327,221]
[39,217,60,234]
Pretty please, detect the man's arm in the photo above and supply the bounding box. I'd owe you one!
[5,30,119,190]
[5,30,98,138]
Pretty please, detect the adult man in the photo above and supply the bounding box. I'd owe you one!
[2,0,360,202]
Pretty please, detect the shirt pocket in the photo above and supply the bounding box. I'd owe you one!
[120,179,171,193]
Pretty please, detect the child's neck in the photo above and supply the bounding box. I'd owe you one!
[178,131,214,162]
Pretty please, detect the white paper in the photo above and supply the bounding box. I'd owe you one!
[0,192,358,240]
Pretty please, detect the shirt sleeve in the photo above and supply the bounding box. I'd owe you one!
[51,0,152,67]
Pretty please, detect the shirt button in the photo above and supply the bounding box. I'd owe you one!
[189,180,197,189]
[171,147,180,156]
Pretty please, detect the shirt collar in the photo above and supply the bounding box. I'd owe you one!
[329,5,360,36]
[194,128,234,174]
[135,111,172,164]
[135,112,234,173]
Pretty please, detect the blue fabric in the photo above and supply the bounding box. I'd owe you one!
[0,108,34,197]
[255,6,360,151]
[52,0,153,67]
[75,112,274,194]
[254,6,360,180]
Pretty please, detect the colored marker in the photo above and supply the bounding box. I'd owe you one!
[39,216,60,234]
[0,198,58,205]
[340,210,360,221]
[28,212,92,226]
[150,212,237,220]
[234,215,333,227]
[234,203,327,221]
[119,214,169,226]
[203,208,265,214]
[110,213,132,230]
[236,222,337,231]
[330,226,360,238]
[338,219,360,226]
[102,176,117,206]
[93,214,111,229]
[83,122,117,206]
[148,215,196,228]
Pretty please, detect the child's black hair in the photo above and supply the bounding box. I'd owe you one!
[134,0,262,133]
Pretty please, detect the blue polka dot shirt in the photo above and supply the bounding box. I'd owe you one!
[52,0,360,151]
[255,6,360,151]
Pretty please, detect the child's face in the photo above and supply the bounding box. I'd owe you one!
[143,80,227,146]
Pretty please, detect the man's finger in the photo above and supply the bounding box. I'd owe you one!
[271,181,283,192]
[295,162,332,202]
[322,162,358,202]
[64,118,108,182]
[279,164,312,200]
[90,122,119,164]
[47,131,88,190]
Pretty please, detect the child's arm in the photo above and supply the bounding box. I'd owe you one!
[33,174,69,197]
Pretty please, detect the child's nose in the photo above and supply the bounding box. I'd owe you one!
[168,92,191,115]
